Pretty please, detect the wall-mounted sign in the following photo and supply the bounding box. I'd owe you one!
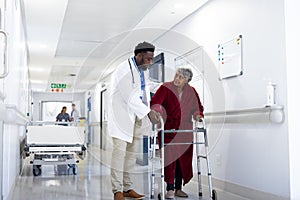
[51,83,67,89]
[51,88,64,92]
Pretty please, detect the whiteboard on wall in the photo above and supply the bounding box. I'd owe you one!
[218,35,243,80]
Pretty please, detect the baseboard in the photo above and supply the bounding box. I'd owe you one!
[191,176,289,200]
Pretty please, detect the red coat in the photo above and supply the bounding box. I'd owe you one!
[150,81,204,185]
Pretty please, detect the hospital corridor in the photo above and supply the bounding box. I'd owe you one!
[0,0,299,200]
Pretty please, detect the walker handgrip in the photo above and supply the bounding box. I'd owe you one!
[194,118,206,129]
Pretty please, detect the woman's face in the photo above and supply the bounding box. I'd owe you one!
[173,71,188,89]
[62,108,67,113]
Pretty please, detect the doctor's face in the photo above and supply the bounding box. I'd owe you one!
[136,51,154,71]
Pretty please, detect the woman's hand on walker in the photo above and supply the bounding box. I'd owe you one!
[194,115,203,122]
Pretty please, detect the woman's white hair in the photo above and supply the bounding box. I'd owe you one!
[177,68,193,82]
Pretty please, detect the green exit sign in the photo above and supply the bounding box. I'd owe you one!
[51,83,67,89]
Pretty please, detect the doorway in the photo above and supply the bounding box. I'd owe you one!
[100,89,107,149]
[41,101,72,121]
[87,97,92,146]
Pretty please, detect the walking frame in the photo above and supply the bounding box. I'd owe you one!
[149,116,217,200]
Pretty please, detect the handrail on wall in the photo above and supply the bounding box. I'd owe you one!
[0,30,8,79]
[204,105,284,124]
[90,122,101,126]
[4,104,29,125]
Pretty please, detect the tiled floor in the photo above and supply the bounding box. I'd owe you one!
[11,147,250,200]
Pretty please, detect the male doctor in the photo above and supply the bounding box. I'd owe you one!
[108,41,160,200]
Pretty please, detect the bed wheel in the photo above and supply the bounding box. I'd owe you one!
[33,165,41,176]
[68,164,78,175]
[73,165,78,175]
[68,167,73,175]
[68,164,74,168]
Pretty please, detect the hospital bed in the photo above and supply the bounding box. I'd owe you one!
[149,117,217,200]
[24,122,86,176]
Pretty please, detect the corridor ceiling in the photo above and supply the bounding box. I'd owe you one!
[23,0,208,93]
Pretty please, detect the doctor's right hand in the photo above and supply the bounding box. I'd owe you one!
[148,110,160,124]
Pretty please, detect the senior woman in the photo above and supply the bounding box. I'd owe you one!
[150,68,204,199]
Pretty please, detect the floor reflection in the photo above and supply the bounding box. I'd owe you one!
[12,147,249,200]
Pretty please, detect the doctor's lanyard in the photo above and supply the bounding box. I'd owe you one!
[128,57,146,100]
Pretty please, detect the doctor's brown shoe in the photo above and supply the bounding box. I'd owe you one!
[123,189,145,199]
[114,192,125,200]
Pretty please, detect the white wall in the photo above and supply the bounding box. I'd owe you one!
[155,0,289,198]
[1,0,29,199]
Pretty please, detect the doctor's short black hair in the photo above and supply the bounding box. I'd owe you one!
[134,41,155,56]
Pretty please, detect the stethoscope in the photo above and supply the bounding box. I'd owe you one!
[128,58,135,84]
[128,57,146,101]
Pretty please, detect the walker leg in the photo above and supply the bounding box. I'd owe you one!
[196,131,203,197]
[150,135,156,199]
[151,162,155,199]
[150,177,155,198]
[161,130,165,200]
[204,129,214,199]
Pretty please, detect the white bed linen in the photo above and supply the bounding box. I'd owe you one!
[27,125,85,145]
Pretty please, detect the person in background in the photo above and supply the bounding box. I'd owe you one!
[108,41,160,200]
[56,106,71,126]
[150,68,204,199]
[70,103,80,122]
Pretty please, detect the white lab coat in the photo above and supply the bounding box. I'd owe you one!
[71,109,80,122]
[107,57,153,143]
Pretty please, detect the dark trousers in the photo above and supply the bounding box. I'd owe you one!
[166,160,183,191]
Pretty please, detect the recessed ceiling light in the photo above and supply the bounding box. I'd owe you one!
[171,3,184,14]
[30,80,45,84]
[39,44,48,49]
[29,67,49,72]
[174,3,184,9]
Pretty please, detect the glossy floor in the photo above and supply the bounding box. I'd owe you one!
[12,147,249,200]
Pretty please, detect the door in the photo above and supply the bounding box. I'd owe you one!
[87,97,92,146]
[100,89,107,149]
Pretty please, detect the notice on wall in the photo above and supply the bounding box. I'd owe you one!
[218,35,243,80]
